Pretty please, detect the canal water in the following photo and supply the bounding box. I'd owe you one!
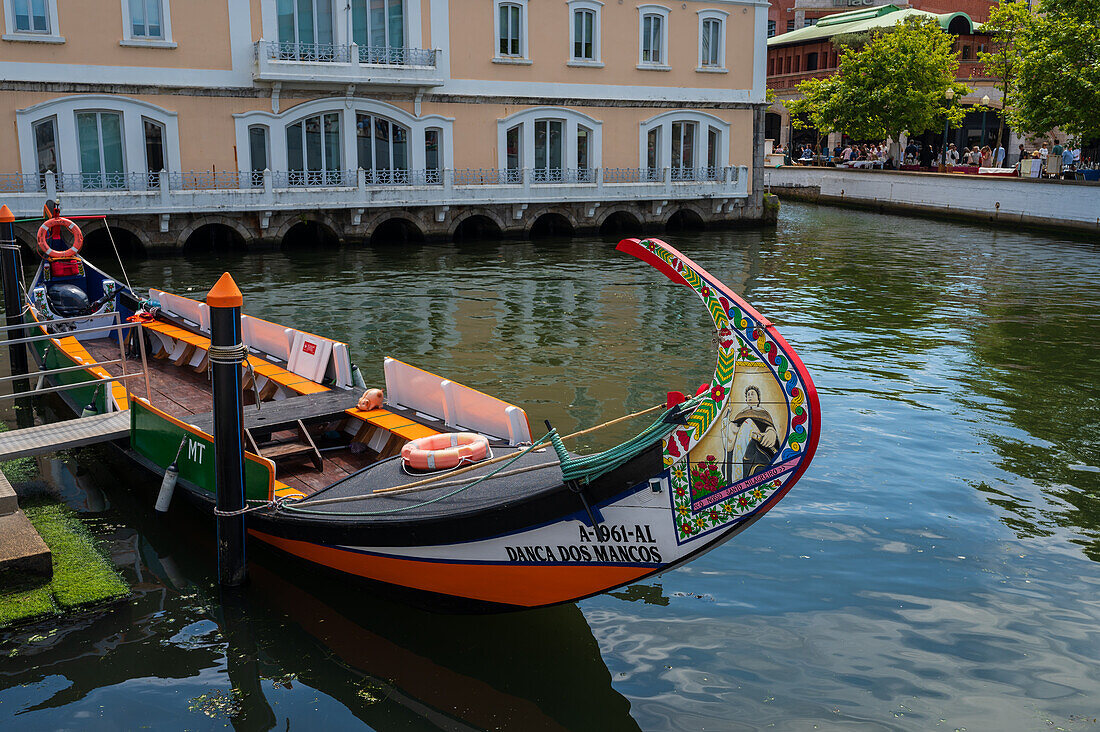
[2,202,1099,730]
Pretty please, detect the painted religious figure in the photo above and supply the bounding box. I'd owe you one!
[720,385,779,484]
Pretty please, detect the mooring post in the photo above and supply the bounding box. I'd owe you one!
[207,272,248,587]
[0,205,30,407]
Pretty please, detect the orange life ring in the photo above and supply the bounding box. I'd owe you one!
[36,217,84,261]
[401,432,491,471]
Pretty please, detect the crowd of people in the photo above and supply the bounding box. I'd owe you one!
[778,136,1090,177]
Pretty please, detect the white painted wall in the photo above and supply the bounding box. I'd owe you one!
[764,167,1100,229]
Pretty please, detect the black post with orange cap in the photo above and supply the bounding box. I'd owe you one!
[0,204,29,394]
[207,272,248,586]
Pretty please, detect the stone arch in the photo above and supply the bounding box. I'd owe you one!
[528,212,575,239]
[596,206,645,239]
[666,206,707,232]
[282,219,340,249]
[452,214,504,242]
[448,208,508,241]
[79,221,149,259]
[272,212,342,244]
[370,216,425,245]
[182,223,248,254]
[178,215,253,248]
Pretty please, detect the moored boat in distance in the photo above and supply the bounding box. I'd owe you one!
[24,216,820,611]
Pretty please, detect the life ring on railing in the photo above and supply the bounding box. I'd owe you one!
[401,432,491,471]
[36,217,84,260]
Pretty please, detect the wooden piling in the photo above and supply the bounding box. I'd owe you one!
[207,272,247,587]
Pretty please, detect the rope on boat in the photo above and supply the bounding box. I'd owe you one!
[548,394,703,485]
[276,435,553,516]
[273,396,703,516]
[213,499,277,517]
[102,218,135,294]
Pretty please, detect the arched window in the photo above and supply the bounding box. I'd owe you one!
[286,112,341,185]
[497,108,602,184]
[356,112,409,183]
[16,95,180,191]
[698,10,727,70]
[640,111,730,181]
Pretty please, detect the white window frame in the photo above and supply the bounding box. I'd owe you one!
[697,9,727,72]
[637,4,670,71]
[233,97,453,176]
[120,0,175,47]
[16,95,180,179]
[493,0,530,64]
[638,110,730,172]
[567,0,602,67]
[2,0,63,43]
[258,0,423,51]
[496,107,602,178]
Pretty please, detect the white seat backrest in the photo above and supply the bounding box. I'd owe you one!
[384,357,447,419]
[287,330,333,382]
[331,343,352,388]
[384,357,532,444]
[151,289,207,330]
[242,315,292,361]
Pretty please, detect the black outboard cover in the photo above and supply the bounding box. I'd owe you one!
[47,284,90,317]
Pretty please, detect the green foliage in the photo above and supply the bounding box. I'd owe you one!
[0,500,128,627]
[1013,0,1100,139]
[976,1,1034,145]
[786,16,969,142]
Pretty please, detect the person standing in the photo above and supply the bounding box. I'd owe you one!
[1052,139,1064,159]
[1018,144,1026,165]
[1062,144,1075,171]
[947,143,960,165]
[994,143,1006,167]
[1038,143,1049,161]
[980,146,993,167]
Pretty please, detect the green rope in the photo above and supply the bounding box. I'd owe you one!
[553,394,704,485]
[278,432,553,517]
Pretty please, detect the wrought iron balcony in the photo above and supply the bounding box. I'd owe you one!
[253,40,442,87]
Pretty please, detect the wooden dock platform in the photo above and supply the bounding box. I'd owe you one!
[0,412,130,462]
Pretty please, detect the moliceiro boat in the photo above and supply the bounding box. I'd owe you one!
[25,222,820,610]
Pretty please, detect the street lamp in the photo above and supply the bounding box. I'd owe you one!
[941,88,955,170]
[980,94,991,148]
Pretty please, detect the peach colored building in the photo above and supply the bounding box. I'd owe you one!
[0,0,771,250]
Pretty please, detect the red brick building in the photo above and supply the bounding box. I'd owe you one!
[765,4,1023,160]
[768,0,999,39]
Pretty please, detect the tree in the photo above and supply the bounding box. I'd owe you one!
[786,16,969,156]
[1013,0,1100,141]
[976,1,1034,150]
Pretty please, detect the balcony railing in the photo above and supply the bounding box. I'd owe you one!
[1,167,743,196]
[256,40,437,68]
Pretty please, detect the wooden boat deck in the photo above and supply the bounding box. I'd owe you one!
[83,337,373,496]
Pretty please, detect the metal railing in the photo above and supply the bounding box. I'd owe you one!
[256,40,437,67]
[0,312,151,408]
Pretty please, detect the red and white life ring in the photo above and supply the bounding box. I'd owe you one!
[36,217,84,261]
[401,432,491,471]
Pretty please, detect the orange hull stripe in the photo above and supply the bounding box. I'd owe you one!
[249,530,650,607]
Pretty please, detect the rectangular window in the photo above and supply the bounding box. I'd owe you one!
[248,126,268,186]
[143,118,165,188]
[767,20,775,38]
[130,0,163,38]
[707,128,719,171]
[288,112,340,183]
[647,127,660,173]
[425,129,440,183]
[13,0,49,32]
[277,0,334,53]
[768,57,775,75]
[642,14,662,64]
[786,20,794,33]
[76,112,124,190]
[701,19,721,67]
[805,51,818,72]
[33,118,59,180]
[577,126,589,171]
[506,125,521,182]
[534,119,563,180]
[573,9,595,60]
[352,0,404,56]
[498,3,521,56]
[671,121,695,170]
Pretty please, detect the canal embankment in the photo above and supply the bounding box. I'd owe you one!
[764,167,1100,236]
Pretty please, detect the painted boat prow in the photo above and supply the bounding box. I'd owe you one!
[616,237,820,540]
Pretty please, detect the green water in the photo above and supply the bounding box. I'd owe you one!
[2,202,1099,730]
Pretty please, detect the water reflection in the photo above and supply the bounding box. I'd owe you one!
[1,450,640,731]
[5,204,1100,730]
